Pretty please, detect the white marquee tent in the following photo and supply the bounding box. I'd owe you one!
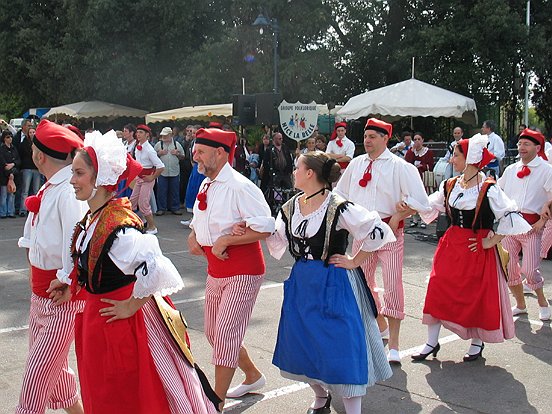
[43,100,148,122]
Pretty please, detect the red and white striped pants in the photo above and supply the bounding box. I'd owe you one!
[204,274,263,368]
[502,228,545,290]
[540,219,552,259]
[16,294,84,414]
[353,229,405,320]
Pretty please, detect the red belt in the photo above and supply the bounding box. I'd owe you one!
[338,161,350,170]
[202,241,265,278]
[383,216,405,229]
[521,213,540,225]
[31,266,85,300]
[138,167,156,178]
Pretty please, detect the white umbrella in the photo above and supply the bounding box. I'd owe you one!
[44,100,148,122]
[146,104,232,124]
[338,78,477,124]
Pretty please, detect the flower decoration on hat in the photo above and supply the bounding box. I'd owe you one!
[84,130,129,190]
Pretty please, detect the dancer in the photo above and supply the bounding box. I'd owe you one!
[187,127,275,411]
[262,151,393,414]
[58,130,217,414]
[411,134,531,362]
[17,119,87,414]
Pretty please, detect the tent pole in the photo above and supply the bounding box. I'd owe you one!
[411,57,415,79]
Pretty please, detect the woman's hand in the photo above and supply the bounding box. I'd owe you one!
[328,254,358,269]
[468,231,500,251]
[532,218,546,232]
[231,221,247,236]
[46,279,72,305]
[100,297,141,323]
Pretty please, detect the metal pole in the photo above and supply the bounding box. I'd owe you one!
[523,0,530,125]
[272,18,279,94]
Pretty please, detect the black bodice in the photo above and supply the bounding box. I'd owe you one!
[78,246,136,294]
[292,216,349,261]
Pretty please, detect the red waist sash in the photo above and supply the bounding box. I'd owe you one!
[382,216,405,229]
[521,213,540,225]
[138,167,156,178]
[338,161,350,170]
[31,266,84,300]
[203,241,265,278]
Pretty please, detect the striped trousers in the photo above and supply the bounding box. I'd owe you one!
[16,294,84,414]
[502,229,545,290]
[352,229,405,320]
[540,219,552,259]
[204,274,263,368]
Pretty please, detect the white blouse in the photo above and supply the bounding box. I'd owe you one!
[421,179,532,236]
[267,192,396,260]
[74,220,184,298]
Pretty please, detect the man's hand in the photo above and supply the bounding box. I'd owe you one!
[540,201,552,220]
[142,175,155,182]
[211,236,229,260]
[187,231,205,256]
[532,218,546,232]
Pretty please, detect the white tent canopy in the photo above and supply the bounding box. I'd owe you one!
[337,78,477,124]
[146,104,232,124]
[43,100,147,121]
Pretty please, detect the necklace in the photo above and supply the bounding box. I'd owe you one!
[302,188,326,204]
[459,172,480,189]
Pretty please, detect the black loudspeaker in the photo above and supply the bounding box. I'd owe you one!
[256,93,282,126]
[232,94,256,126]
[349,119,364,144]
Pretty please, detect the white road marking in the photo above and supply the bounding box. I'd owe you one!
[0,325,29,334]
[0,268,27,274]
[225,382,311,411]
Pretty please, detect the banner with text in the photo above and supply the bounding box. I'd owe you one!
[278,101,318,141]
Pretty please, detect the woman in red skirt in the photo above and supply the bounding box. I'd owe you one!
[409,134,531,362]
[63,130,218,413]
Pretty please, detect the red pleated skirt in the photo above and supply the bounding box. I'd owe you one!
[423,226,501,330]
[75,284,171,414]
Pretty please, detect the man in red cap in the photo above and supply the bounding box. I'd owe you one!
[187,128,275,411]
[129,124,164,234]
[335,118,431,364]
[17,119,88,414]
[498,128,552,321]
[326,122,355,170]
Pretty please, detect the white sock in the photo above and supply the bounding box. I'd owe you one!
[420,322,441,354]
[309,384,328,409]
[468,338,483,355]
[342,396,362,414]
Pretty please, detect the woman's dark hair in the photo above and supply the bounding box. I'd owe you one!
[315,134,327,144]
[1,129,13,142]
[301,151,341,184]
[414,131,424,139]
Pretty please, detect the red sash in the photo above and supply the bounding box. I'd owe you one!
[31,266,57,298]
[521,213,540,225]
[203,241,265,278]
[138,167,156,178]
[383,216,405,229]
[338,161,350,170]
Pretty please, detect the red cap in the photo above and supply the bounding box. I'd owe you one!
[208,122,223,129]
[330,122,347,140]
[365,118,392,137]
[136,124,152,134]
[66,125,84,141]
[34,120,84,160]
[195,128,237,164]
[519,128,548,160]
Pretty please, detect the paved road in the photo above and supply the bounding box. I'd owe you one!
[0,212,550,413]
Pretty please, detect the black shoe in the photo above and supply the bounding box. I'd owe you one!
[411,343,440,361]
[409,221,418,228]
[155,210,165,216]
[463,343,484,362]
[307,393,331,414]
[171,210,183,215]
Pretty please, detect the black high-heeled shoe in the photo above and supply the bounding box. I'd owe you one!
[307,393,332,414]
[411,343,440,361]
[463,342,485,362]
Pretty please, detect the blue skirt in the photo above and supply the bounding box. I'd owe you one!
[185,164,206,210]
[273,260,388,389]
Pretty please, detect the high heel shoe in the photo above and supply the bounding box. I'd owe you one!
[411,343,440,361]
[463,343,484,362]
[307,393,332,414]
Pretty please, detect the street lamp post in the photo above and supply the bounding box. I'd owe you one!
[523,0,530,125]
[253,13,279,94]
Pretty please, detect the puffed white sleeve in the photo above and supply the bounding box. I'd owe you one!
[487,185,532,235]
[266,212,288,260]
[336,203,396,252]
[420,180,446,224]
[239,183,275,234]
[398,162,432,213]
[108,228,184,298]
[18,215,32,249]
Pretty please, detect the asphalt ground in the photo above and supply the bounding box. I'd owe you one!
[0,212,550,413]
